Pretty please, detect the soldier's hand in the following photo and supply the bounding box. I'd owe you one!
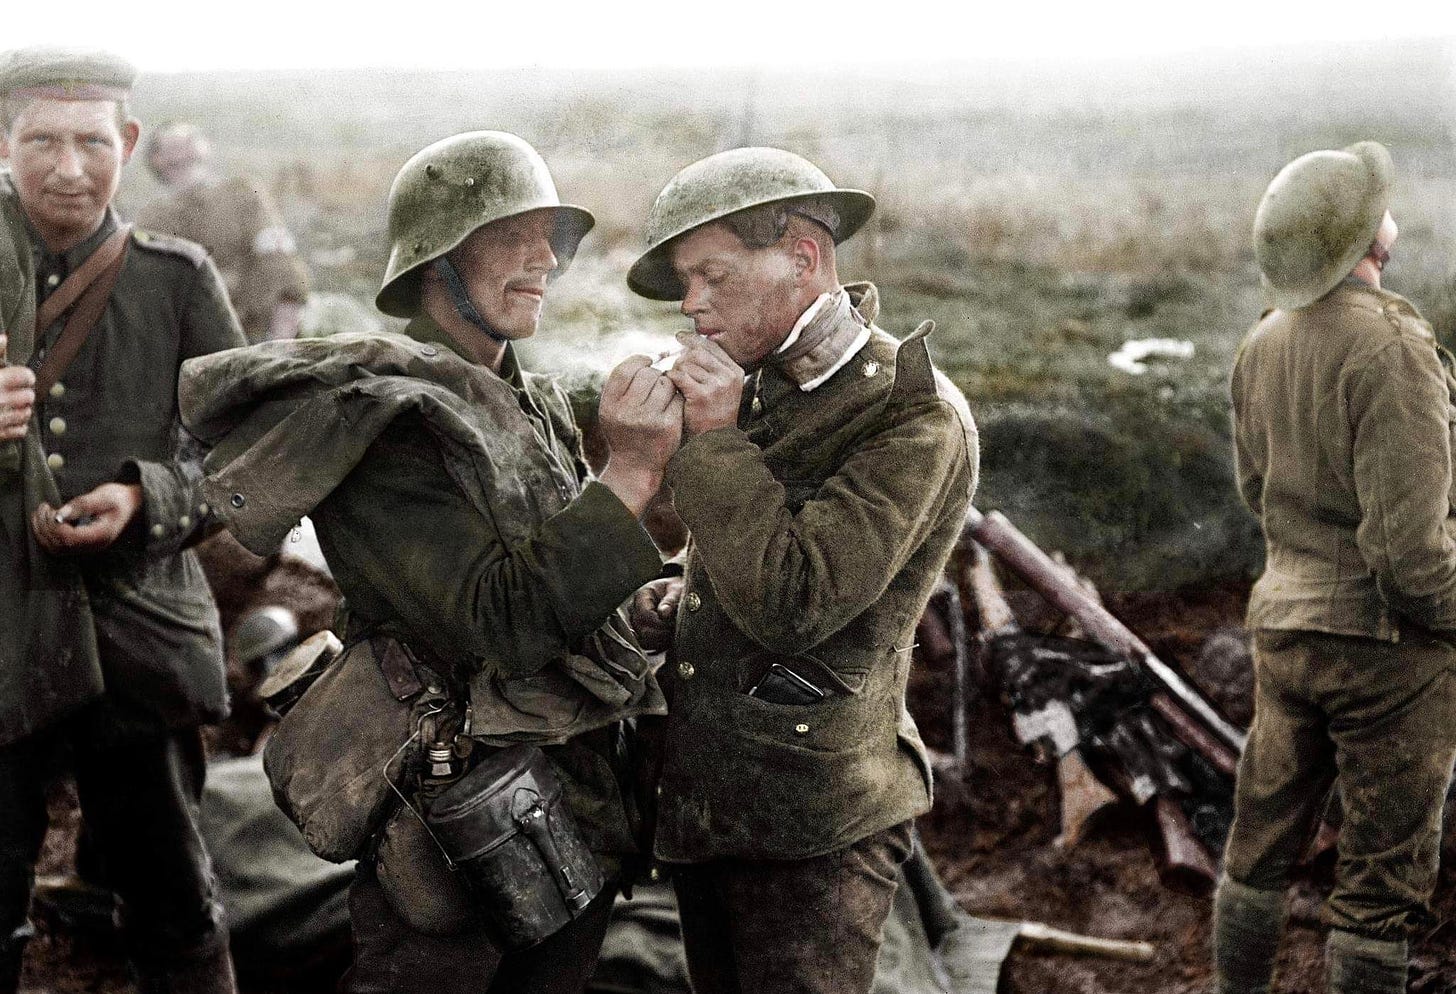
[598,356,684,517]
[666,331,743,438]
[0,336,36,442]
[33,483,144,555]
[631,576,684,652]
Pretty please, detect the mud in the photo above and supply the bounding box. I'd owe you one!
[21,576,1456,993]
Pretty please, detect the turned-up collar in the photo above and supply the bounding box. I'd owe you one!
[769,285,874,392]
[403,312,528,393]
[28,206,119,308]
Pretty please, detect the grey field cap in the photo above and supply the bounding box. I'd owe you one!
[1254,141,1393,310]
[0,46,136,99]
[627,146,876,301]
[376,131,595,318]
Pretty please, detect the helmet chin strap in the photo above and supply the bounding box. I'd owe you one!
[433,257,508,344]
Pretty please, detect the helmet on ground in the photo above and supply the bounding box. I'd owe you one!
[376,131,594,317]
[627,146,875,301]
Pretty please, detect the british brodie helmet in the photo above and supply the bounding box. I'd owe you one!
[627,146,876,301]
[1253,141,1392,311]
[376,131,595,317]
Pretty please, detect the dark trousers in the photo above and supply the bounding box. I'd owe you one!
[1222,628,1456,939]
[670,821,913,994]
[340,865,615,994]
[0,703,232,993]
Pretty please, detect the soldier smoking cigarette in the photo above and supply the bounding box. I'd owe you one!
[650,349,681,371]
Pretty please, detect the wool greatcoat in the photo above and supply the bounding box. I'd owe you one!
[1226,278,1456,938]
[179,321,668,988]
[0,169,244,986]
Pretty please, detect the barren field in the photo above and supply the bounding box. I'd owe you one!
[16,39,1456,993]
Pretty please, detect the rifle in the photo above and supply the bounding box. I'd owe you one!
[965,509,1230,890]
[965,543,1117,849]
[964,507,1245,773]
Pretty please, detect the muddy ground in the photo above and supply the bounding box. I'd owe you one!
[20,575,1456,993]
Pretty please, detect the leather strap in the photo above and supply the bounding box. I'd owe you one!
[33,225,132,398]
[371,635,425,701]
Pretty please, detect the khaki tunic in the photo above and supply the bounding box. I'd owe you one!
[655,284,978,862]
[137,176,309,343]
[0,171,245,744]
[1232,279,1456,639]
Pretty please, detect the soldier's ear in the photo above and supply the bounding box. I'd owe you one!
[791,234,821,285]
[120,119,140,164]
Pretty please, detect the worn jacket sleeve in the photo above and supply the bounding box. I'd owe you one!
[124,258,247,557]
[319,421,663,678]
[667,396,971,654]
[1350,335,1456,630]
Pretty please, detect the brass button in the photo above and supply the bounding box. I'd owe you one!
[47,417,66,435]
[677,661,695,680]
[230,493,246,508]
[150,523,165,539]
[45,452,63,471]
[178,514,192,529]
[685,592,701,612]
[750,396,763,416]
[46,273,59,287]
[197,502,210,517]
[862,360,881,378]
[648,867,661,882]
[49,382,65,399]
[794,723,810,736]
[421,345,439,357]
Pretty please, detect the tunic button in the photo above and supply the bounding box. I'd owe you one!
[178,514,192,529]
[197,503,210,517]
[230,493,246,508]
[49,382,65,399]
[46,273,59,287]
[751,396,763,416]
[421,345,439,357]
[45,453,63,471]
[150,523,165,539]
[794,723,810,736]
[862,361,881,378]
[685,592,702,612]
[48,417,66,435]
[648,867,661,882]
[677,661,695,680]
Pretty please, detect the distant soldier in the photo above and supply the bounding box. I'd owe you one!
[625,148,978,994]
[137,122,309,343]
[0,48,245,993]
[1216,141,1456,994]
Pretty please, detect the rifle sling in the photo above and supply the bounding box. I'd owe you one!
[33,225,132,398]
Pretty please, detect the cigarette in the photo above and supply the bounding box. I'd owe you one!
[651,349,682,372]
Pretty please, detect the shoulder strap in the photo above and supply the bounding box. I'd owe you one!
[33,224,132,397]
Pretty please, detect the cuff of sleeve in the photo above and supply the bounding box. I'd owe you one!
[569,479,665,586]
[124,459,213,556]
[666,426,754,490]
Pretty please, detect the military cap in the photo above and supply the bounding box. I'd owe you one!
[0,47,136,101]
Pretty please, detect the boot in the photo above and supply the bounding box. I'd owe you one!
[1212,874,1287,994]
[135,942,239,994]
[0,923,34,994]
[1326,929,1407,994]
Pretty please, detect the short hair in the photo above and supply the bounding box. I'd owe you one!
[0,93,130,136]
[721,198,840,256]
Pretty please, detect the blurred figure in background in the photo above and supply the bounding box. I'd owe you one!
[137,122,310,343]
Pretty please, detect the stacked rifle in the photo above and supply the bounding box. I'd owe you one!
[959,508,1246,892]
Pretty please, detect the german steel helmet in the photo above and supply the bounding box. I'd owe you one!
[1253,141,1392,310]
[232,605,300,672]
[627,147,875,301]
[376,131,595,317]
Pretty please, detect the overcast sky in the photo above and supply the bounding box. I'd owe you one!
[6,0,1454,71]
